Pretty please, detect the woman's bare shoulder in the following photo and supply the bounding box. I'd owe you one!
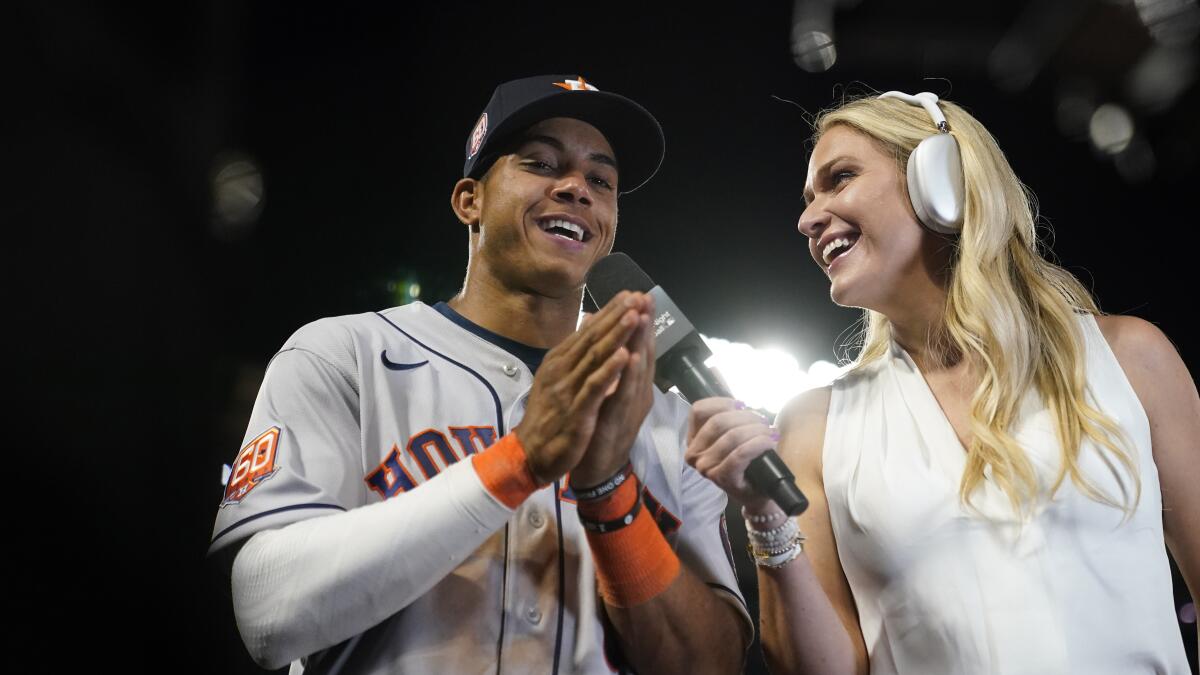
[1093,314,1180,384]
[778,385,833,428]
[776,386,833,478]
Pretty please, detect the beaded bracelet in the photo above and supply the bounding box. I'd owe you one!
[746,514,805,570]
[751,532,806,556]
[746,517,800,550]
[742,505,787,530]
[753,538,805,568]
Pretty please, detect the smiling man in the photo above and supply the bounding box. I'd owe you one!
[209,75,752,675]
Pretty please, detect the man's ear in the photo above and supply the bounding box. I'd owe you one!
[450,177,482,233]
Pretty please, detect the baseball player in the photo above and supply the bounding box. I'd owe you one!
[209,74,753,674]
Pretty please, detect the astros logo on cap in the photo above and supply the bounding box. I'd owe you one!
[553,76,599,92]
[467,112,488,160]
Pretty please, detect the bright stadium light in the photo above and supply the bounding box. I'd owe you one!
[702,335,848,415]
[574,310,849,414]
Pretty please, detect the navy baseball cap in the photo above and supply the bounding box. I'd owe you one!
[463,74,665,194]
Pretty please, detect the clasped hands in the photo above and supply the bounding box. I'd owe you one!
[515,291,657,490]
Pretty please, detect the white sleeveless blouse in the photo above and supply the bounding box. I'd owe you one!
[823,315,1189,674]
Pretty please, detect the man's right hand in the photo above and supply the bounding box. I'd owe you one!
[515,291,651,483]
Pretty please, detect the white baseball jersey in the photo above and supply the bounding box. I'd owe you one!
[210,300,750,674]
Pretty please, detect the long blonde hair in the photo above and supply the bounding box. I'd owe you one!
[814,94,1138,516]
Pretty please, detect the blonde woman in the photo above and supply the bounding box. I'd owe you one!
[685,91,1198,674]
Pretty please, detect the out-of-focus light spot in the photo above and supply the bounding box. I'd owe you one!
[388,270,422,306]
[1055,82,1096,140]
[1127,44,1197,112]
[989,39,1039,92]
[1114,136,1157,183]
[211,153,264,242]
[1180,601,1196,624]
[1088,104,1135,155]
[701,335,849,414]
[792,0,837,73]
[792,29,837,72]
[807,359,848,385]
[1136,0,1200,46]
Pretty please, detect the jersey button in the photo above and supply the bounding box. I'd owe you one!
[528,511,545,528]
[525,605,542,624]
[502,363,519,377]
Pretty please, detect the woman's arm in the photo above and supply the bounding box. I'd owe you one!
[1098,315,1199,663]
[686,389,869,675]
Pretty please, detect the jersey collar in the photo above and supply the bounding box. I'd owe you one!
[433,301,548,373]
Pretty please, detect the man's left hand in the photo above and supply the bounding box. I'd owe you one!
[568,293,657,488]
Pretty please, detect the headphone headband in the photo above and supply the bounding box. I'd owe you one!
[878,91,950,133]
[875,90,964,234]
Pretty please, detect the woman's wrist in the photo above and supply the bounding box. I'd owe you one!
[742,501,788,531]
[745,516,806,568]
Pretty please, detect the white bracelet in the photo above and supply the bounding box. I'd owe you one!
[748,530,797,552]
[746,518,799,549]
[742,505,787,530]
[753,533,801,554]
[755,539,804,568]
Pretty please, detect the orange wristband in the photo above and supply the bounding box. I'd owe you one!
[576,469,640,520]
[579,475,681,608]
[471,433,546,509]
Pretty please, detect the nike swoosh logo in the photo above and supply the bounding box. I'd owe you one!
[380,351,429,371]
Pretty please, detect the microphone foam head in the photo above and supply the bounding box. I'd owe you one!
[586,252,655,307]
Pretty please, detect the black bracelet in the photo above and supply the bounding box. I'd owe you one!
[578,493,643,534]
[571,461,634,502]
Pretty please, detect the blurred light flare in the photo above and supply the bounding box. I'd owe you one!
[791,0,838,73]
[701,334,847,414]
[1054,81,1097,140]
[1135,0,1200,45]
[1126,44,1197,112]
[210,153,265,241]
[1114,136,1157,183]
[574,307,849,413]
[387,271,424,306]
[987,0,1092,93]
[1088,103,1135,155]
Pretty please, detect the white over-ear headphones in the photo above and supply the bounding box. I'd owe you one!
[878,91,965,234]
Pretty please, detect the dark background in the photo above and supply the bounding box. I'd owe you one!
[11,1,1197,673]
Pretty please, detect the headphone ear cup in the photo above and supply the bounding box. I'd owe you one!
[906,133,965,234]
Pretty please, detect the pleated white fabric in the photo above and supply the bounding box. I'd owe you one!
[823,314,1188,674]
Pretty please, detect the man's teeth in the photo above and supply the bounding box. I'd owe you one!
[541,219,585,242]
[822,237,855,265]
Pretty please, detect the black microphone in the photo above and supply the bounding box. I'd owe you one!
[586,252,809,516]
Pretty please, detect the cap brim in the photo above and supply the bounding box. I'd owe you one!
[475,91,665,194]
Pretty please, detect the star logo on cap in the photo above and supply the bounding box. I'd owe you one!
[553,76,599,92]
